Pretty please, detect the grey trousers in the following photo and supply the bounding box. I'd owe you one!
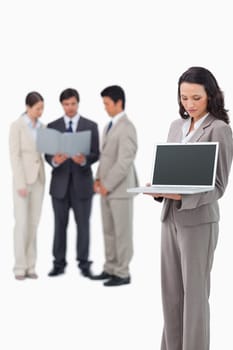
[161,204,219,350]
[101,197,133,278]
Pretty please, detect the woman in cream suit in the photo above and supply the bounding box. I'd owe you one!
[9,92,45,280]
[146,67,233,350]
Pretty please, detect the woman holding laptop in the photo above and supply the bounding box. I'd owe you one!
[146,67,233,350]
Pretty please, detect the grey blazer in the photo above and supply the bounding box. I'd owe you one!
[96,114,138,198]
[160,114,233,226]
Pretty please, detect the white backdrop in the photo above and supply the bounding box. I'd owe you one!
[0,1,232,349]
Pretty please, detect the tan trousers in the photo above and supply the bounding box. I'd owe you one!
[13,179,44,276]
[101,197,133,278]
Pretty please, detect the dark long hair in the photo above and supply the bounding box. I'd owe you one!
[178,67,229,124]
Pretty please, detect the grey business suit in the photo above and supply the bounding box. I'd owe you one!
[160,115,233,350]
[96,114,138,278]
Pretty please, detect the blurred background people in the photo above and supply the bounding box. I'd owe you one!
[45,88,99,278]
[9,91,45,280]
[93,85,138,287]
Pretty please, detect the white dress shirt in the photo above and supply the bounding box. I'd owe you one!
[181,113,209,143]
[64,113,80,132]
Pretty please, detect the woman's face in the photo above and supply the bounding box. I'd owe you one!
[180,82,208,121]
[27,100,44,119]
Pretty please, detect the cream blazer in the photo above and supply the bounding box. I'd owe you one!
[9,115,45,190]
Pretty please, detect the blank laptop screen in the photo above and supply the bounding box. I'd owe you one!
[152,143,217,186]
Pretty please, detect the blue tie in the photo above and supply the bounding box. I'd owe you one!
[67,120,73,132]
[106,121,112,134]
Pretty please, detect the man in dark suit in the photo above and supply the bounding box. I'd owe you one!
[45,88,99,277]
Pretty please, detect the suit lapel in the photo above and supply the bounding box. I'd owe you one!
[76,116,86,132]
[57,117,67,132]
[19,116,37,151]
[188,114,215,142]
[102,132,108,149]
[102,114,127,149]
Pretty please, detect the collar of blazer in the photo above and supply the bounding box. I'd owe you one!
[18,115,39,150]
[102,113,127,146]
[187,114,216,142]
[169,114,217,143]
[76,116,89,132]
[60,115,86,132]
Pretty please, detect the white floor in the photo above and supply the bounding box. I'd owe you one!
[1,187,233,350]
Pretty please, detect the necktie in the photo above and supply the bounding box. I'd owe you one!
[106,121,112,134]
[67,120,73,132]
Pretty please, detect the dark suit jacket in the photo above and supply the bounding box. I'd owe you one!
[45,116,99,199]
[158,115,233,226]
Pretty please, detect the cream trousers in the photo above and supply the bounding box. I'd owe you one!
[13,179,44,275]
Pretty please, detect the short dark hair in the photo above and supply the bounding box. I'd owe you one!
[25,91,44,107]
[59,88,80,103]
[178,66,229,124]
[101,85,125,109]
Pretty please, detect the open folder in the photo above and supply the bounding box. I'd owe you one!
[36,128,91,156]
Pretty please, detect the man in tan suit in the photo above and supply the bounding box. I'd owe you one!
[9,92,45,280]
[92,85,138,287]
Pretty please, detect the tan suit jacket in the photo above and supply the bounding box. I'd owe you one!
[160,114,233,225]
[96,113,138,277]
[9,115,45,190]
[96,114,138,198]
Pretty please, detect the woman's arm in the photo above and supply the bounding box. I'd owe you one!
[9,122,27,190]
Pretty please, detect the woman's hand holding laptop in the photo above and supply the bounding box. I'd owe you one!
[143,183,181,200]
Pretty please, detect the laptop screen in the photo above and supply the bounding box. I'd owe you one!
[152,143,218,186]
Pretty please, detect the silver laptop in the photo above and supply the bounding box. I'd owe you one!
[127,142,219,194]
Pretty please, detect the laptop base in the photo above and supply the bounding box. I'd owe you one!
[127,186,214,194]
